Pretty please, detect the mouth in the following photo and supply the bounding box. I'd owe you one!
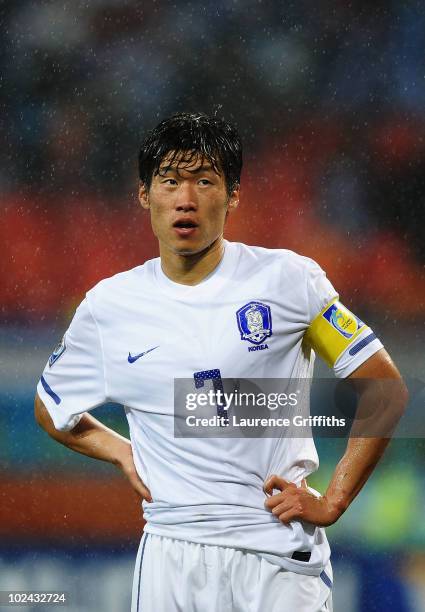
[173,219,199,237]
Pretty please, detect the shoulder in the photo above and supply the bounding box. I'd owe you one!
[231,241,322,277]
[85,257,158,307]
[230,242,335,322]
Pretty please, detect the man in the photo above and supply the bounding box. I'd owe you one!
[35,112,407,611]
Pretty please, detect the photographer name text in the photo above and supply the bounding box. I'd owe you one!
[185,415,346,428]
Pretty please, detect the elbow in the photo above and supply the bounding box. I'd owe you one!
[388,376,409,424]
[398,378,409,415]
[34,393,82,440]
[34,394,56,437]
[34,394,46,429]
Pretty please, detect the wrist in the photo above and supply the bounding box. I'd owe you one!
[111,439,133,468]
[324,494,348,523]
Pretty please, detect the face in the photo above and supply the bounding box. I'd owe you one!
[139,152,239,256]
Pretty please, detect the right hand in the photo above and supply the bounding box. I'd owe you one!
[116,446,153,502]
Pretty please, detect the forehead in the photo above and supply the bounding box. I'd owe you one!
[157,150,222,175]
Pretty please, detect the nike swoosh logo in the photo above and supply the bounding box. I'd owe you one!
[128,346,159,363]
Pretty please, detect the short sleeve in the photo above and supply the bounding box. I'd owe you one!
[305,258,338,321]
[304,260,383,378]
[37,297,107,431]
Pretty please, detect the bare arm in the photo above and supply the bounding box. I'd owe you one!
[263,348,408,526]
[34,393,152,501]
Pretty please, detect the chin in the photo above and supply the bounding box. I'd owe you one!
[173,244,203,256]
[166,235,219,257]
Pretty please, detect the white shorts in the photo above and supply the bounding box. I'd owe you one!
[131,533,333,612]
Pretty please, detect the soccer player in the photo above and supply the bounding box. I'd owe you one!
[35,112,407,612]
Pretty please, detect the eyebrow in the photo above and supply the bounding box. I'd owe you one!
[158,164,216,174]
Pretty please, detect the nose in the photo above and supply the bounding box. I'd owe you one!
[175,181,198,211]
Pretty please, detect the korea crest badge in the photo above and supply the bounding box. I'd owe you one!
[236,301,272,345]
[48,335,67,367]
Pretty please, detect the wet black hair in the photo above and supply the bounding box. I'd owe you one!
[138,112,242,195]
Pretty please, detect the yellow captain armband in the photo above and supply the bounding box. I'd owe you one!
[304,298,370,368]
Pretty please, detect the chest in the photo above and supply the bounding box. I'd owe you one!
[101,285,307,410]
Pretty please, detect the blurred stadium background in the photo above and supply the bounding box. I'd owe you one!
[1,1,425,610]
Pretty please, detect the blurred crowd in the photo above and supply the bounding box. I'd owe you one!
[2,0,425,320]
[2,7,425,609]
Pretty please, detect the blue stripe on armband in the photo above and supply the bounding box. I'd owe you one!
[348,332,377,356]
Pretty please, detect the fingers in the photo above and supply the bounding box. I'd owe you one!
[124,468,153,502]
[265,492,304,523]
[118,453,153,502]
[130,476,153,502]
[273,509,301,524]
[263,474,292,496]
[264,486,297,512]
[263,476,311,522]
[138,481,153,503]
[271,500,292,517]
[271,499,304,524]
[264,487,295,510]
[265,491,305,524]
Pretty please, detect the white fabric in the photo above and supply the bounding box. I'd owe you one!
[334,326,383,378]
[131,533,333,612]
[37,240,383,578]
[37,297,106,431]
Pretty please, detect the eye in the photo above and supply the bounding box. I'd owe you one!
[162,178,178,185]
[198,179,212,185]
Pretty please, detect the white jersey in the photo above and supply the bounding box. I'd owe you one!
[37,240,383,576]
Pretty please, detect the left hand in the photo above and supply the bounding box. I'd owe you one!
[263,475,339,527]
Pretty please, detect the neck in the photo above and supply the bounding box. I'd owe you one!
[159,236,225,285]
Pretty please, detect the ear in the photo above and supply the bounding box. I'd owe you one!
[227,184,240,212]
[139,182,150,209]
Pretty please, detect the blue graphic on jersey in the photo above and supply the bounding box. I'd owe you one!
[48,336,67,367]
[193,369,227,420]
[348,332,376,356]
[128,346,159,363]
[236,301,272,345]
[40,375,61,405]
